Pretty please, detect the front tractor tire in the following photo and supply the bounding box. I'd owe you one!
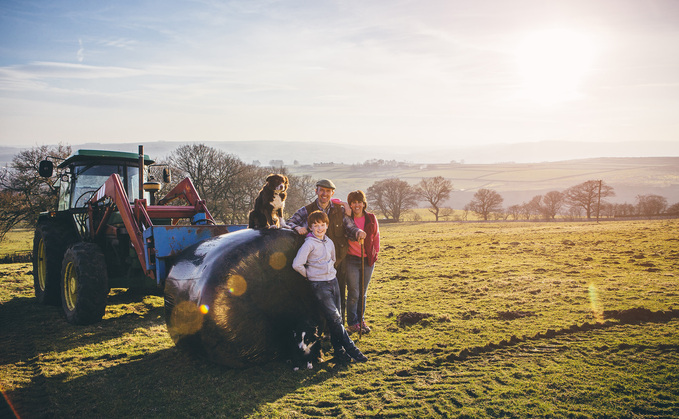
[33,221,77,305]
[61,242,109,325]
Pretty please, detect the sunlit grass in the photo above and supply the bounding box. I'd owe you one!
[1,219,678,418]
[0,228,33,255]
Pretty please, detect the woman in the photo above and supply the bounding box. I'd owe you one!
[344,190,380,334]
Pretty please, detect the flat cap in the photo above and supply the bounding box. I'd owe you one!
[315,179,336,189]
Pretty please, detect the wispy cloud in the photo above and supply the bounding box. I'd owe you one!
[0,62,145,82]
[77,39,85,63]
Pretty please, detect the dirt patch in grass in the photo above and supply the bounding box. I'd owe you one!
[396,312,434,326]
[497,310,537,320]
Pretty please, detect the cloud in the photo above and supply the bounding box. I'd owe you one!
[77,39,85,63]
[0,61,145,83]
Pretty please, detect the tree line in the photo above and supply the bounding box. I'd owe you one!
[369,177,679,222]
[1,144,677,242]
[0,144,316,242]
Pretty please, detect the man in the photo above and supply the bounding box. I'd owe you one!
[287,179,366,322]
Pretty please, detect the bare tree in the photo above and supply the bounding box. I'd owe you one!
[636,194,668,217]
[439,207,455,221]
[0,144,72,241]
[284,173,317,217]
[526,195,543,220]
[467,189,503,221]
[600,202,616,219]
[507,204,522,220]
[542,190,565,220]
[564,180,615,219]
[168,144,253,223]
[614,203,636,218]
[416,176,453,221]
[367,178,418,222]
[667,202,679,216]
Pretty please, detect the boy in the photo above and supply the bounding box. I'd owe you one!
[292,210,368,363]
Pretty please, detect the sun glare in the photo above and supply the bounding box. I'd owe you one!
[515,28,596,105]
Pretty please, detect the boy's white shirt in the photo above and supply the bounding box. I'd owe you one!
[292,233,337,281]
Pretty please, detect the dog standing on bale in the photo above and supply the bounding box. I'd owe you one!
[248,174,289,229]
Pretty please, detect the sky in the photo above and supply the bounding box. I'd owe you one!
[1,0,678,155]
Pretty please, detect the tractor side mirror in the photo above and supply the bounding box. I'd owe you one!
[162,167,172,183]
[38,160,54,177]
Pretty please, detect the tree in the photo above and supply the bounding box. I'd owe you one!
[507,204,522,220]
[613,203,636,218]
[542,190,565,220]
[636,194,668,216]
[667,202,679,216]
[525,195,543,220]
[564,180,615,219]
[284,173,317,218]
[0,144,72,241]
[367,178,417,222]
[416,176,453,221]
[467,189,503,221]
[168,144,253,224]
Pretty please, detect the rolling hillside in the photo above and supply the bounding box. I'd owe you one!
[288,157,679,209]
[2,142,677,210]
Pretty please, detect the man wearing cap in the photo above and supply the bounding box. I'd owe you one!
[287,179,366,320]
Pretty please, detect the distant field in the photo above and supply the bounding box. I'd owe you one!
[289,157,679,208]
[0,228,33,256]
[1,219,677,418]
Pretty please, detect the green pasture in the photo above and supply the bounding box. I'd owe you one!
[0,228,32,255]
[1,220,678,418]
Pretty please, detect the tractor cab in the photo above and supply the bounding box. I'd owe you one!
[51,150,155,211]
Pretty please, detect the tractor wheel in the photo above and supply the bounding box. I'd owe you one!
[61,242,109,325]
[33,221,77,305]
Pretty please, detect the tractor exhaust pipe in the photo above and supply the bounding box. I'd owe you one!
[138,145,144,201]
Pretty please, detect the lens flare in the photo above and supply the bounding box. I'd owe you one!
[588,283,603,322]
[269,252,287,270]
[226,274,247,296]
[199,304,209,314]
[168,301,204,338]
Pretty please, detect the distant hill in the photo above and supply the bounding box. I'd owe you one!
[288,157,679,208]
[2,141,678,209]
[2,139,678,167]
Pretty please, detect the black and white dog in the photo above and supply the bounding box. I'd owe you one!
[288,321,323,371]
[248,174,289,229]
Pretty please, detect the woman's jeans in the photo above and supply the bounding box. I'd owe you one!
[309,279,358,354]
[345,255,374,326]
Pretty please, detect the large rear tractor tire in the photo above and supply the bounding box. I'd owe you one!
[61,242,109,325]
[33,221,77,305]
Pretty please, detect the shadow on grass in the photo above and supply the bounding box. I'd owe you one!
[7,344,342,418]
[1,293,340,418]
[0,294,165,365]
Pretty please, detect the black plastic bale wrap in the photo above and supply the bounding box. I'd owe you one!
[164,228,322,367]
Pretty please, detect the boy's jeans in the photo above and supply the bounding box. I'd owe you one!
[345,255,374,326]
[309,278,359,354]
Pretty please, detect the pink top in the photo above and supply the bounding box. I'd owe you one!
[348,215,365,257]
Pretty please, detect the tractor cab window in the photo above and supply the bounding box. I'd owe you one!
[71,163,144,208]
[57,177,71,211]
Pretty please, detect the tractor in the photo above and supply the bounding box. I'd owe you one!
[33,146,241,325]
[34,146,321,367]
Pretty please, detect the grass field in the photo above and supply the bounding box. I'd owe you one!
[0,228,33,254]
[1,220,678,418]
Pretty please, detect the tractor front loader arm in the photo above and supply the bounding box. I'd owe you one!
[88,174,153,278]
[87,174,223,282]
[155,177,216,224]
